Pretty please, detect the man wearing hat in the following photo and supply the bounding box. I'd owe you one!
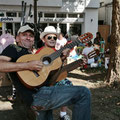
[0,25,91,120]
[37,26,72,120]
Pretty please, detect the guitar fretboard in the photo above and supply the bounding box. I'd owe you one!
[49,32,93,61]
[50,39,81,60]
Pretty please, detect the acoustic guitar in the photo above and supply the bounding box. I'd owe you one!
[49,50,97,86]
[17,32,93,89]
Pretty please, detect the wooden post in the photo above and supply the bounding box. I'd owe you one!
[34,0,38,48]
[34,0,37,24]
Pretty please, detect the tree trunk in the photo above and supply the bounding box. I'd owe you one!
[106,0,120,86]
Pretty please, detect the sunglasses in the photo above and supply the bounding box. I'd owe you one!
[47,36,57,40]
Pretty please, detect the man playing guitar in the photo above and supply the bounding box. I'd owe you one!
[0,25,91,120]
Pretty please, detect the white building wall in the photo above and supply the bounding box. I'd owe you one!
[100,0,112,4]
[105,5,112,25]
[0,0,100,36]
[84,9,98,39]
[0,0,62,7]
[86,0,99,8]
[99,0,112,32]
[98,7,105,21]
[0,0,99,8]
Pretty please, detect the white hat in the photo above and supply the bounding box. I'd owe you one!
[17,25,34,34]
[40,26,59,39]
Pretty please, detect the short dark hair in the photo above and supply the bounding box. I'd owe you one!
[88,41,92,46]
[96,32,101,38]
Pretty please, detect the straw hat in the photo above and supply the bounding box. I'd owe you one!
[40,26,59,39]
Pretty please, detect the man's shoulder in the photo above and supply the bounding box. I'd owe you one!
[6,44,17,49]
[5,44,27,53]
[1,44,16,53]
[8,44,22,51]
[36,46,56,54]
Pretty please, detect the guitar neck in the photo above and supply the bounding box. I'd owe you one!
[63,49,97,72]
[50,39,81,61]
[49,58,83,85]
[61,59,83,73]
[49,49,97,86]
[49,32,93,61]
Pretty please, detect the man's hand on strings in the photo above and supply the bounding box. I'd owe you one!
[61,48,70,60]
[26,60,43,71]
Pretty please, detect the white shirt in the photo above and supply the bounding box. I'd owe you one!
[55,37,67,50]
[82,46,95,64]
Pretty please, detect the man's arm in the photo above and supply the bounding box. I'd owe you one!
[0,56,43,73]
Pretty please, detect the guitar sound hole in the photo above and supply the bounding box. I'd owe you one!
[42,56,51,65]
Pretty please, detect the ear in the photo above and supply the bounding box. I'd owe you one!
[16,36,19,42]
[41,38,45,43]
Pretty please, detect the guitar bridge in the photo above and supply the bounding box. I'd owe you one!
[33,70,40,77]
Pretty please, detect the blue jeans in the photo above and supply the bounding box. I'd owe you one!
[32,86,91,120]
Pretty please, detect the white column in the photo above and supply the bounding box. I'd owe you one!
[66,23,70,35]
[2,22,6,34]
[57,23,61,33]
[42,12,44,18]
[54,13,56,18]
[12,23,15,36]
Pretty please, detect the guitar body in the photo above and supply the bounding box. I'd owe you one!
[17,47,62,89]
[55,71,68,83]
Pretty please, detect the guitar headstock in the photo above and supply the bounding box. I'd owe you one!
[78,32,93,44]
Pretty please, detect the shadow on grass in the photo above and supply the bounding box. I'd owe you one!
[68,67,120,120]
[90,85,120,120]
[0,86,12,102]
[1,67,120,120]
[68,66,107,83]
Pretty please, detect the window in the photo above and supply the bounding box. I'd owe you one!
[18,12,22,17]
[59,24,67,35]
[70,24,81,35]
[49,23,57,28]
[68,14,77,18]
[56,13,66,18]
[15,23,20,36]
[79,13,84,18]
[38,12,42,18]
[44,13,54,18]
[98,20,104,25]
[0,12,4,17]
[6,12,17,17]
[40,23,47,32]
[100,2,104,7]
